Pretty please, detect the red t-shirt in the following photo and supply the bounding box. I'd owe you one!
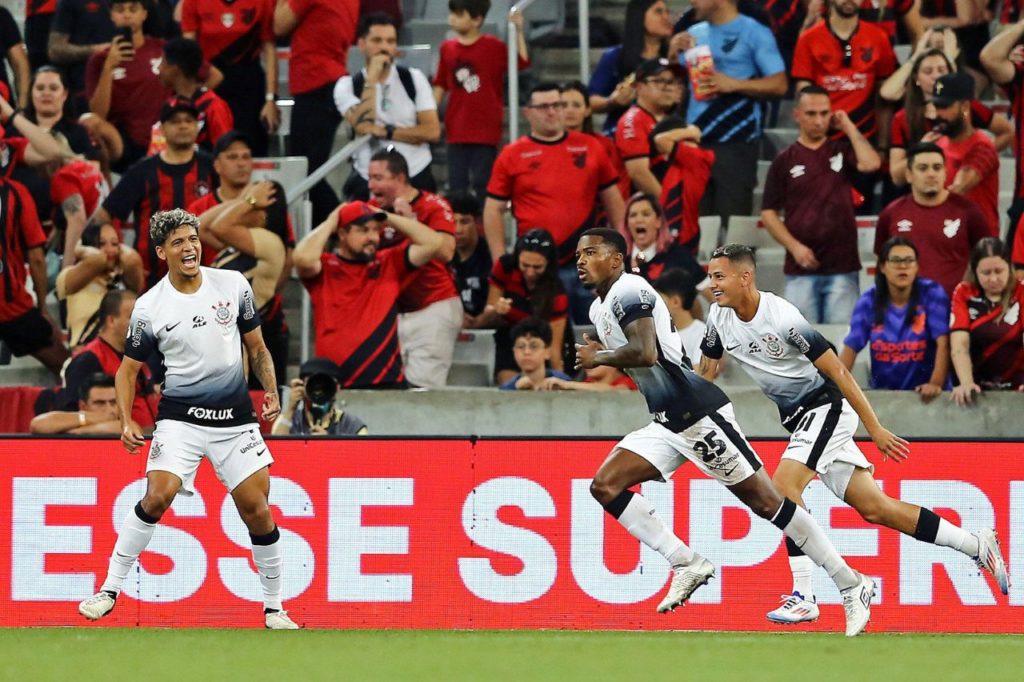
[874,192,989,297]
[858,0,915,40]
[615,105,667,184]
[187,188,297,266]
[302,247,413,387]
[181,0,274,66]
[434,35,528,146]
[488,255,568,324]
[85,37,169,149]
[936,131,999,236]
[26,0,58,16]
[0,180,45,322]
[286,0,357,94]
[661,142,715,253]
[0,136,28,178]
[487,131,620,265]
[371,191,458,312]
[791,20,896,141]
[1006,64,1024,199]
[50,159,107,221]
[950,280,1024,388]
[148,88,235,156]
[890,100,994,149]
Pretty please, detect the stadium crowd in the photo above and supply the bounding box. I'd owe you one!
[0,0,1023,435]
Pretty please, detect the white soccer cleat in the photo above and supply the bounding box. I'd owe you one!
[78,590,117,621]
[973,528,1010,596]
[766,592,820,624]
[656,556,715,613]
[265,609,301,630]
[840,572,875,637]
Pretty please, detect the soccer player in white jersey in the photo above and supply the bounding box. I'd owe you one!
[78,209,299,630]
[575,228,876,636]
[698,243,1010,625]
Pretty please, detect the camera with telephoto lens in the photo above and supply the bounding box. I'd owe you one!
[304,372,337,407]
[298,358,341,419]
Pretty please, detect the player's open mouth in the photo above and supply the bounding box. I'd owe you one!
[577,269,587,280]
[182,255,197,266]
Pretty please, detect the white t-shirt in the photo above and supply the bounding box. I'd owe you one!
[590,273,728,430]
[334,65,436,178]
[125,267,261,427]
[676,318,705,365]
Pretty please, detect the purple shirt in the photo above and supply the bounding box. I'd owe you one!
[843,278,951,390]
[762,139,861,276]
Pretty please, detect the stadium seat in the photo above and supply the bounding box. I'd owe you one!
[726,216,778,250]
[452,329,496,384]
[697,215,722,262]
[251,157,309,237]
[756,160,771,188]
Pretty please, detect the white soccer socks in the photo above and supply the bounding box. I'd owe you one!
[604,490,696,567]
[250,527,284,613]
[100,502,159,595]
[771,498,859,591]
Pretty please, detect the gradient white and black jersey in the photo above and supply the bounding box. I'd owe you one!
[591,273,728,431]
[125,267,261,427]
[701,291,842,432]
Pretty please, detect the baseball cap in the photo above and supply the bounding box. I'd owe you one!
[160,96,200,122]
[635,57,686,82]
[337,201,387,228]
[299,357,340,380]
[932,73,974,107]
[213,130,253,156]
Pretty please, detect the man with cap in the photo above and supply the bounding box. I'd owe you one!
[96,97,215,290]
[760,84,880,324]
[189,131,293,385]
[293,200,445,388]
[615,57,685,197]
[929,72,1000,235]
[271,357,369,435]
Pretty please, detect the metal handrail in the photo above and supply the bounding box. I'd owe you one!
[285,134,371,205]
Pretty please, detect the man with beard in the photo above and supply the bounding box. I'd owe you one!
[874,142,988,297]
[761,85,879,324]
[792,0,895,211]
[928,73,1000,235]
[293,200,444,388]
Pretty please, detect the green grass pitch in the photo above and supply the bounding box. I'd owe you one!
[0,630,1020,682]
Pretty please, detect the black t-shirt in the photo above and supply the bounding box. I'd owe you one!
[52,0,115,93]
[451,240,492,317]
[0,8,22,93]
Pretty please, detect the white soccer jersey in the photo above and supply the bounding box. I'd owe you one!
[590,273,728,430]
[701,291,842,430]
[125,267,261,427]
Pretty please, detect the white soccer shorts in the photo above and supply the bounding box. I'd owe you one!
[781,399,873,499]
[617,404,763,486]
[146,419,273,496]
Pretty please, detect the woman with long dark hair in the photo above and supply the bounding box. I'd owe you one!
[621,193,705,289]
[588,0,673,135]
[841,237,950,400]
[474,229,570,384]
[950,238,1024,404]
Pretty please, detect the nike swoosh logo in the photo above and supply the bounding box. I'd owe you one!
[164,322,181,332]
[255,449,266,457]
[725,344,740,351]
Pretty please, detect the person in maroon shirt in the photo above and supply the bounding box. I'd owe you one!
[82,0,169,172]
[273,0,358,225]
[615,57,681,196]
[293,200,444,388]
[762,85,880,323]
[484,82,625,324]
[875,142,988,297]
[930,72,999,235]
[367,148,460,388]
[950,237,1024,403]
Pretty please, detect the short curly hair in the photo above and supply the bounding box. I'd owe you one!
[150,208,200,247]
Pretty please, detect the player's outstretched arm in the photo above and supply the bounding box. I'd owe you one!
[696,354,720,381]
[116,357,146,454]
[243,326,281,422]
[577,318,657,370]
[813,349,910,462]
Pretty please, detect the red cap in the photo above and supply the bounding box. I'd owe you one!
[337,201,387,228]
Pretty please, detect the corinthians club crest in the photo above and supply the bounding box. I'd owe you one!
[211,300,233,326]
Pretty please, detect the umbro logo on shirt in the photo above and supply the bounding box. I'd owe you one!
[829,153,843,172]
[897,219,913,232]
[789,165,806,178]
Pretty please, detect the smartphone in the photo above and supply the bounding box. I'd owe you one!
[115,26,133,53]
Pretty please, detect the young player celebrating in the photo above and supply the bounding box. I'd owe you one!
[78,208,299,630]
[575,228,876,637]
[697,243,1010,624]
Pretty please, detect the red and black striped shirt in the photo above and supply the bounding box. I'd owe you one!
[1007,65,1024,200]
[181,0,273,67]
[302,247,414,389]
[102,151,215,288]
[661,142,715,253]
[489,255,568,325]
[0,179,45,322]
[950,281,1024,388]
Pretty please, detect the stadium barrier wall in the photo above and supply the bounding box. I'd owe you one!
[2,437,1021,632]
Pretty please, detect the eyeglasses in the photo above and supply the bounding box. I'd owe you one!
[644,77,683,88]
[886,256,917,266]
[513,341,547,352]
[526,101,567,111]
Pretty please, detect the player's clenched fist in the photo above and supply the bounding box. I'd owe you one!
[121,419,145,454]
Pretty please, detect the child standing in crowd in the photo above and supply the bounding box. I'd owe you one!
[433,0,529,199]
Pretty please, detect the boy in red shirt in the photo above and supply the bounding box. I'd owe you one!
[433,0,529,199]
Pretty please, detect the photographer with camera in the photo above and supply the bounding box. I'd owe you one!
[271,358,368,435]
